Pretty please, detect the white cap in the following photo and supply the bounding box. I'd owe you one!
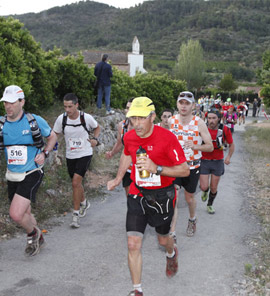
[177,91,195,104]
[1,85,25,103]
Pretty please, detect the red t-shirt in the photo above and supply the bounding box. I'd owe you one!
[124,125,186,195]
[237,105,245,111]
[202,126,233,160]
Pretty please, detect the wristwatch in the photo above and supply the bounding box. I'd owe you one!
[43,149,49,158]
[156,165,163,175]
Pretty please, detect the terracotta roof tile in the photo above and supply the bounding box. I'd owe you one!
[82,50,128,64]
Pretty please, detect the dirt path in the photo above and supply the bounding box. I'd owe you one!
[0,118,261,296]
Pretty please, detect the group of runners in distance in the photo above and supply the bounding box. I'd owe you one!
[1,84,261,296]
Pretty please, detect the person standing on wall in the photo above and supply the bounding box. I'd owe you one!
[94,54,114,115]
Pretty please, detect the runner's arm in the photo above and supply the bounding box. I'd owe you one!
[89,124,101,147]
[194,119,214,152]
[106,122,123,159]
[136,156,190,177]
[107,152,132,190]
[35,131,58,165]
[224,142,235,165]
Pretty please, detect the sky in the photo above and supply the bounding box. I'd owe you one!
[0,0,147,16]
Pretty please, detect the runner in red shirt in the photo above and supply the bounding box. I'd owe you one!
[107,97,189,296]
[237,101,247,125]
[200,109,235,214]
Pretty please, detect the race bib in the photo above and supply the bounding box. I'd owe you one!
[135,166,161,187]
[69,138,84,151]
[7,146,27,165]
[227,123,232,128]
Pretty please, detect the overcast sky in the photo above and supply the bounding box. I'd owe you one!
[0,0,147,16]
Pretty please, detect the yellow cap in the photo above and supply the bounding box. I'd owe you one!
[126,97,155,118]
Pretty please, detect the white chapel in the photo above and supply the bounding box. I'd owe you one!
[82,36,147,77]
[128,36,147,77]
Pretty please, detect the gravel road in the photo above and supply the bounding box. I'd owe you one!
[0,117,260,296]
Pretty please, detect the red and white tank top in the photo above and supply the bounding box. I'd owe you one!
[170,115,202,169]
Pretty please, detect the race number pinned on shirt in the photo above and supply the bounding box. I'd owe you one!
[135,166,161,187]
[69,138,83,151]
[7,146,27,165]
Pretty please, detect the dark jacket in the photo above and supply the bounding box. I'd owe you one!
[94,61,113,87]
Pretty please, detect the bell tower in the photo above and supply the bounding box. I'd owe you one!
[132,36,140,55]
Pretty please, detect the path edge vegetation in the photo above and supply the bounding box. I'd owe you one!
[241,122,270,294]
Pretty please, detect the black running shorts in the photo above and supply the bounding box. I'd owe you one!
[173,166,201,194]
[8,169,44,202]
[66,155,92,178]
[126,190,175,236]
[122,171,132,188]
[200,159,224,177]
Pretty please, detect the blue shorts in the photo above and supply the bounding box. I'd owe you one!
[200,159,224,177]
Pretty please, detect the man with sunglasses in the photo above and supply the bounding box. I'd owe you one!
[170,91,213,238]
[107,97,189,296]
[105,98,134,196]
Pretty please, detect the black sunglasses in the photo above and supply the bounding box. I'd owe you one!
[179,93,193,98]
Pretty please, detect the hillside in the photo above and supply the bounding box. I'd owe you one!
[8,0,270,74]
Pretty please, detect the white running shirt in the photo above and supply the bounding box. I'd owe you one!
[53,112,98,159]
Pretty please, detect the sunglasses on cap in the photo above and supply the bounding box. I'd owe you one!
[179,93,193,98]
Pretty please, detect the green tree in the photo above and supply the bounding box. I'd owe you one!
[0,17,58,112]
[55,54,94,107]
[110,67,138,109]
[218,73,237,92]
[133,73,186,115]
[258,50,270,107]
[174,39,205,91]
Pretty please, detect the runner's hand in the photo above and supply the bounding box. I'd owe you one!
[35,152,45,165]
[136,155,157,174]
[224,156,231,165]
[105,151,113,159]
[107,179,121,191]
[88,138,98,147]
[183,140,194,150]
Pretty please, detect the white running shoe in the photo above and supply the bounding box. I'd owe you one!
[70,213,80,228]
[79,199,91,218]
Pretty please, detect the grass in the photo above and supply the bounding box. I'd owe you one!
[243,123,270,294]
[244,126,270,159]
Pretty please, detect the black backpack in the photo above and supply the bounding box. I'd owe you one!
[0,113,44,150]
[215,123,227,150]
[62,111,90,135]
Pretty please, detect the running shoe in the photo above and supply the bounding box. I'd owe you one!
[70,213,80,228]
[207,205,215,214]
[79,199,91,218]
[166,246,178,278]
[25,227,42,256]
[201,191,208,202]
[128,290,143,296]
[186,218,197,237]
